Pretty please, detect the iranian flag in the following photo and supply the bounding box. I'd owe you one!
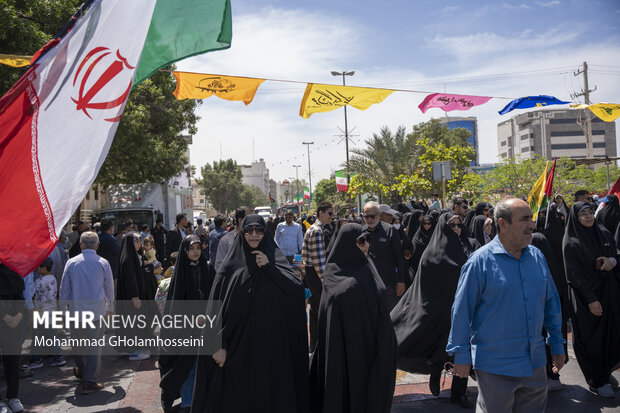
[0,0,231,275]
[304,187,311,199]
[335,170,348,192]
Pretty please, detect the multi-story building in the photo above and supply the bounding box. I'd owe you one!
[240,159,270,195]
[497,109,616,161]
[440,116,479,166]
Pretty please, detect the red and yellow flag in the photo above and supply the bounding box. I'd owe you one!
[527,159,556,222]
[173,72,264,105]
[0,54,32,68]
[299,83,393,118]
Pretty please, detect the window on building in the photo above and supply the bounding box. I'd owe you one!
[531,146,535,151]
[501,141,507,147]
[94,185,98,201]
[500,153,507,158]
[519,122,531,131]
[200,198,205,204]
[520,134,529,140]
[551,143,586,150]
[521,146,530,152]
[85,190,90,200]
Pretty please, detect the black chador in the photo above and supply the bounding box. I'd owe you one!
[159,235,214,410]
[408,215,436,281]
[191,215,309,413]
[596,194,620,235]
[309,224,396,413]
[391,213,475,402]
[562,202,620,389]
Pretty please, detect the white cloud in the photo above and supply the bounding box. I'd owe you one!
[535,0,561,7]
[502,2,532,10]
[426,26,584,63]
[440,5,461,13]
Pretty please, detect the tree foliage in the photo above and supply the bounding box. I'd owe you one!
[0,0,82,95]
[348,120,475,202]
[240,184,269,209]
[95,68,200,187]
[464,156,620,203]
[197,159,244,213]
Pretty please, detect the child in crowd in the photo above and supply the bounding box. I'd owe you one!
[155,252,177,314]
[24,257,65,369]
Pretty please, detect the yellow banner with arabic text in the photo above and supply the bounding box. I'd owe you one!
[571,103,620,122]
[0,54,32,68]
[299,83,393,118]
[173,72,265,105]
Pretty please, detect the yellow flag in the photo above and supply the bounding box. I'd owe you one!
[0,54,32,68]
[570,103,620,122]
[173,72,265,105]
[527,161,549,221]
[299,83,393,118]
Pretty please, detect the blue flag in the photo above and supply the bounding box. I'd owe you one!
[498,95,570,115]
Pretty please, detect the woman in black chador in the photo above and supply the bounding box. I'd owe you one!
[391,213,477,409]
[409,215,436,278]
[191,215,309,413]
[596,193,620,234]
[562,202,620,398]
[117,231,155,358]
[309,224,397,413]
[159,235,214,412]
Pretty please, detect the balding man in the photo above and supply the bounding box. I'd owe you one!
[446,198,564,413]
[362,201,407,310]
[59,231,114,394]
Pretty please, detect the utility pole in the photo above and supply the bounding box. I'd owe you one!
[572,61,597,159]
[293,164,301,204]
[331,71,355,185]
[302,142,314,212]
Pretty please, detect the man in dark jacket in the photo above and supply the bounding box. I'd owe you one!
[151,218,167,263]
[362,201,407,310]
[165,213,187,261]
[97,220,120,282]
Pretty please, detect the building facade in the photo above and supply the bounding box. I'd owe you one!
[497,109,616,161]
[240,158,270,195]
[440,116,479,166]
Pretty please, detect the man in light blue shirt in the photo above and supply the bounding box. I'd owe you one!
[274,210,303,263]
[59,231,114,394]
[429,193,441,212]
[447,198,564,413]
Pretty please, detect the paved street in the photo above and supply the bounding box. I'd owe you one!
[2,340,618,412]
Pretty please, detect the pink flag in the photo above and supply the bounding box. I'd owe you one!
[418,93,492,114]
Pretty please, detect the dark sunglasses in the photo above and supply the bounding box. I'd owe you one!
[243,226,265,235]
[363,214,377,219]
[423,222,432,226]
[461,205,469,209]
[356,235,371,246]
[448,222,463,229]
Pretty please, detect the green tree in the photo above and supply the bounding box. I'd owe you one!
[0,0,82,95]
[197,159,243,213]
[313,178,337,205]
[95,68,200,187]
[240,185,269,209]
[467,156,595,204]
[348,121,475,203]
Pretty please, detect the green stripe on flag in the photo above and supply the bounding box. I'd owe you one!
[134,0,232,86]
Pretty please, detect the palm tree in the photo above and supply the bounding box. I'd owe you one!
[348,126,416,203]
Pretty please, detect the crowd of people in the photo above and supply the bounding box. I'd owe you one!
[0,190,618,413]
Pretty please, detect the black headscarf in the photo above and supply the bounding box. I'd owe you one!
[391,212,472,373]
[192,215,309,413]
[310,224,396,413]
[409,215,436,278]
[117,231,143,300]
[596,194,620,235]
[471,214,490,246]
[159,235,214,402]
[562,202,620,388]
[406,209,424,240]
[429,210,440,222]
[462,208,476,237]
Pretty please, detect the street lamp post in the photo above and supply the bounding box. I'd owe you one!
[331,70,355,185]
[292,164,301,206]
[302,142,314,212]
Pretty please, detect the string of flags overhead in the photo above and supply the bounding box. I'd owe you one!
[1,55,617,121]
[170,71,620,122]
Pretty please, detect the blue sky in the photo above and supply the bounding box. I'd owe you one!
[178,0,620,185]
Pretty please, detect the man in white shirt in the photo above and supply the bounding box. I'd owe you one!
[275,210,304,264]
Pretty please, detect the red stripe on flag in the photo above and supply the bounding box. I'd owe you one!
[0,69,57,275]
